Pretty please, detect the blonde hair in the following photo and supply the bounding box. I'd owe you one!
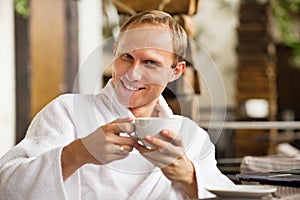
[118,10,187,62]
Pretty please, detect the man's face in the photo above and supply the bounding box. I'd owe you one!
[112,26,180,108]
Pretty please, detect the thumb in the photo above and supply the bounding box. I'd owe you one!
[114,117,134,123]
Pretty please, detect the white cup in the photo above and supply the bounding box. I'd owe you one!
[133,117,182,149]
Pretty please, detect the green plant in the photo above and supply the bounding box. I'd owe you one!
[271,0,300,67]
[14,0,29,18]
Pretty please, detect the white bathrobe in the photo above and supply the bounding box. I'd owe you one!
[0,80,233,200]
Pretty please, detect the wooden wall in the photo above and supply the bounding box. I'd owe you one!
[277,45,300,121]
[30,0,66,117]
[29,0,78,118]
[234,1,278,157]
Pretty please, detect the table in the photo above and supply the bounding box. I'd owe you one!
[199,121,300,130]
[200,121,300,199]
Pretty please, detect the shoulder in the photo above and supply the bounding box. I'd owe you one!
[46,93,96,108]
[32,93,97,120]
[178,116,214,159]
[54,93,94,104]
[177,115,208,137]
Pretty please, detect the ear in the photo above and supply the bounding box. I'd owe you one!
[169,61,186,82]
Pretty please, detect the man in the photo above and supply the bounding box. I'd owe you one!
[0,10,233,199]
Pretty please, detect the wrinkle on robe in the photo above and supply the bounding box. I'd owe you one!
[0,79,233,200]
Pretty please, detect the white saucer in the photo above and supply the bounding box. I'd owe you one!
[206,185,277,198]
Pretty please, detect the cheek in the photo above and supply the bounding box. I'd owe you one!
[147,84,165,97]
[112,63,125,79]
[111,66,122,87]
[112,59,131,75]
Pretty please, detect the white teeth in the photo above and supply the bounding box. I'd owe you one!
[124,82,139,91]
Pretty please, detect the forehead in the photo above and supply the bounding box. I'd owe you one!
[116,26,174,54]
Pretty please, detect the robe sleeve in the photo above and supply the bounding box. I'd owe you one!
[0,94,78,200]
[179,117,235,199]
[191,148,235,198]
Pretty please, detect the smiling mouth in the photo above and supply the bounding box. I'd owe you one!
[122,80,145,91]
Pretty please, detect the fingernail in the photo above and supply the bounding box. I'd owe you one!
[161,130,168,135]
[145,136,152,141]
[130,132,136,136]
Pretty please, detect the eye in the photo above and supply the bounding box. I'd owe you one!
[144,60,160,68]
[121,53,133,61]
[145,60,158,65]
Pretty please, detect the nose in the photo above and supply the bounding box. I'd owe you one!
[124,63,143,81]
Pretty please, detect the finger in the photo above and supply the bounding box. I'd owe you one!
[85,142,128,164]
[160,130,182,146]
[115,117,134,123]
[144,135,171,149]
[135,141,185,169]
[134,143,164,163]
[141,148,181,168]
[134,141,158,153]
[101,121,134,135]
[113,144,133,155]
[108,117,135,133]
[120,144,134,152]
[108,121,135,135]
[144,136,185,157]
[134,141,178,162]
[114,117,135,132]
[109,133,136,146]
[116,122,135,134]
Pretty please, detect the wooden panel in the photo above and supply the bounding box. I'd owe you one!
[237,44,269,52]
[236,92,276,100]
[113,0,200,15]
[234,129,271,157]
[238,30,269,39]
[277,45,300,120]
[239,1,269,11]
[236,1,277,119]
[30,0,66,117]
[235,1,278,154]
[237,23,267,32]
[65,0,78,93]
[237,81,269,91]
[238,69,268,78]
[238,54,270,65]
[15,14,30,143]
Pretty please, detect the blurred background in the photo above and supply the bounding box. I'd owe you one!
[1,0,300,179]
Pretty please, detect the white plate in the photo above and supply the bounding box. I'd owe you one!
[206,185,277,198]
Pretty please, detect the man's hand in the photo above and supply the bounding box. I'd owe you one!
[134,130,198,198]
[80,117,136,165]
[62,117,135,180]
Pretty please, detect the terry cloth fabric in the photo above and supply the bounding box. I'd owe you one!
[0,79,233,200]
